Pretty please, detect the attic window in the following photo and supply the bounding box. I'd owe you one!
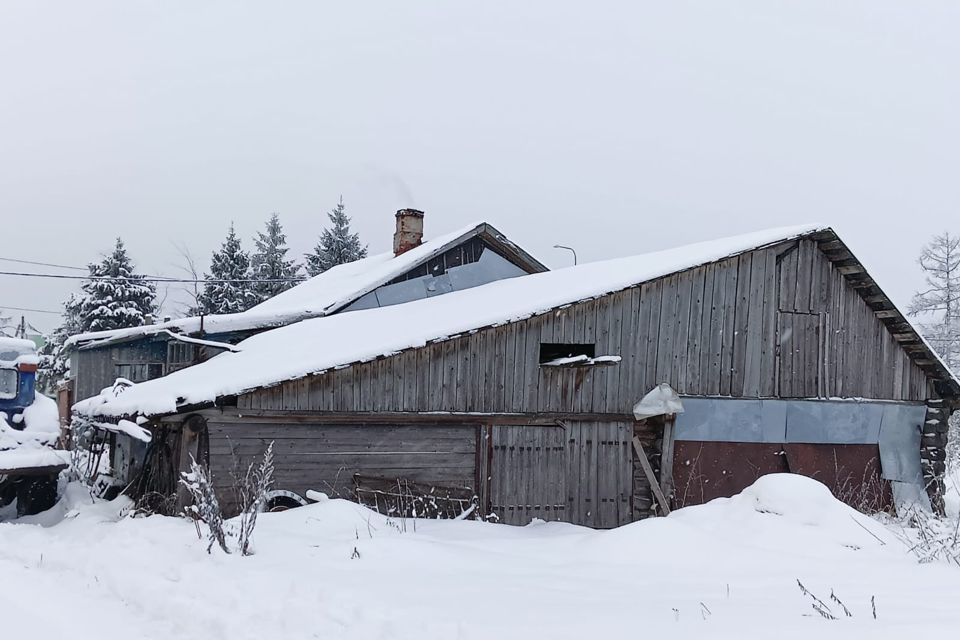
[539,343,621,367]
[540,343,594,364]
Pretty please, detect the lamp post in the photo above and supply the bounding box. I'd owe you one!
[553,244,578,266]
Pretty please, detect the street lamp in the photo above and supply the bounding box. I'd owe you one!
[553,244,578,266]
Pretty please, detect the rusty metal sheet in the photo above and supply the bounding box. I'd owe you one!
[783,443,892,512]
[672,441,788,508]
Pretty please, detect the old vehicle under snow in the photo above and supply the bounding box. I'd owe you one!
[0,337,68,517]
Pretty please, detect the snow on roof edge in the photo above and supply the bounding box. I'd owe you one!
[65,220,495,348]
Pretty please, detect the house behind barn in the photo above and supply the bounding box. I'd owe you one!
[65,211,546,405]
[75,224,957,525]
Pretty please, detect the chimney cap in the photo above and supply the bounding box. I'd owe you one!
[396,208,424,218]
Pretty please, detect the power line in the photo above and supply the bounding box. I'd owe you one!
[0,305,63,315]
[0,256,87,271]
[0,269,307,284]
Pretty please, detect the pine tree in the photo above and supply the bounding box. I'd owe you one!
[76,238,157,333]
[250,213,300,302]
[305,197,368,276]
[199,223,259,315]
[37,295,82,395]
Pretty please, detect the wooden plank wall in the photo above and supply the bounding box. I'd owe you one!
[73,341,168,401]
[239,240,933,415]
[205,420,477,516]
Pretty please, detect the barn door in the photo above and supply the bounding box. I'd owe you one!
[489,425,567,525]
[488,422,633,528]
[565,421,633,528]
[778,311,823,398]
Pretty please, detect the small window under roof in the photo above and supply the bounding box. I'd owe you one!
[539,343,595,364]
[539,343,621,367]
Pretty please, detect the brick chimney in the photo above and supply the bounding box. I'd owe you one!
[393,208,424,256]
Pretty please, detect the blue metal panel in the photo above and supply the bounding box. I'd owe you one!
[675,397,786,443]
[784,400,884,444]
[675,397,924,448]
[877,403,927,483]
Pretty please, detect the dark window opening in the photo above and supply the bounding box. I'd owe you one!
[539,343,596,365]
[115,363,164,383]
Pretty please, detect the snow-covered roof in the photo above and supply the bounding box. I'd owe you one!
[0,337,37,365]
[78,223,873,418]
[67,221,544,349]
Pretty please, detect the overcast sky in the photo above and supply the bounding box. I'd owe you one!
[1,1,958,333]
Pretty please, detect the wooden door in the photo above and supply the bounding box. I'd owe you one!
[565,421,633,528]
[488,422,633,528]
[489,425,567,525]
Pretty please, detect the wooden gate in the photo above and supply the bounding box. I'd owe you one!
[488,421,633,528]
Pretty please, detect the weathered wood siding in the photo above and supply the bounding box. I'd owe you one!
[205,419,477,514]
[241,239,932,414]
[73,341,167,401]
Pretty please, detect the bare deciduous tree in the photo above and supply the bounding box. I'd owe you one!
[910,231,960,370]
[910,231,960,469]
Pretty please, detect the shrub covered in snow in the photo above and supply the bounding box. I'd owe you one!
[180,442,275,555]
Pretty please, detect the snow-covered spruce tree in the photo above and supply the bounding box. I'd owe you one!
[304,197,368,276]
[76,238,157,334]
[909,231,960,469]
[250,213,300,303]
[199,223,259,315]
[37,294,83,395]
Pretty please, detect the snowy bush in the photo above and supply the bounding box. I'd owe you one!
[180,456,230,554]
[236,441,275,556]
[180,441,275,556]
[890,506,960,567]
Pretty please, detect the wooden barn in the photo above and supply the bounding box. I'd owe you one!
[74,224,957,526]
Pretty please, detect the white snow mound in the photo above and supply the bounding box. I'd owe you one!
[1,474,957,639]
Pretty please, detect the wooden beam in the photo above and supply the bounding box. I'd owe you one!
[874,310,901,319]
[206,408,639,426]
[632,437,671,516]
[817,240,845,252]
[892,332,919,342]
[836,265,866,275]
[659,416,676,505]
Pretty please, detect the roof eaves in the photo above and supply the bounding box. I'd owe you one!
[476,223,549,273]
[811,229,960,397]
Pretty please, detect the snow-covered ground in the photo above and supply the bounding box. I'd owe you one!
[2,475,959,640]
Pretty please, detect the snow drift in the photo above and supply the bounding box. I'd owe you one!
[2,474,959,640]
